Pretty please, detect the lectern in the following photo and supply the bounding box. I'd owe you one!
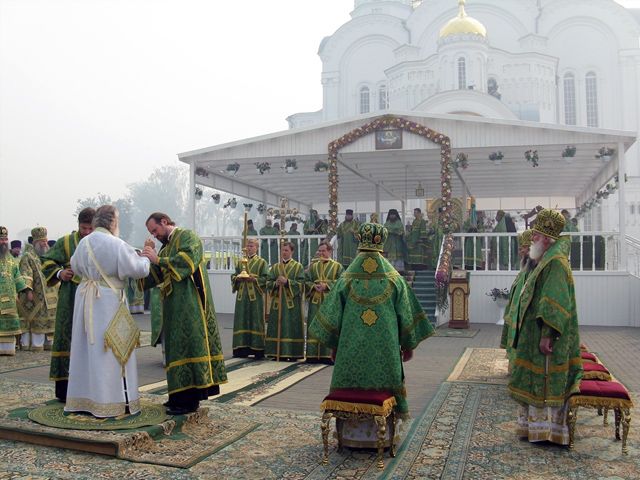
[448,269,470,329]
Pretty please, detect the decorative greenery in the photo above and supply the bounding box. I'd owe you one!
[254,162,271,175]
[284,158,298,171]
[595,146,615,160]
[524,149,539,167]
[561,145,577,158]
[453,153,468,170]
[195,167,209,177]
[194,187,203,200]
[226,162,240,175]
[211,193,221,204]
[314,161,329,172]
[489,151,504,162]
[486,288,510,302]
[575,175,627,218]
[243,203,253,211]
[223,197,237,209]
[257,203,267,214]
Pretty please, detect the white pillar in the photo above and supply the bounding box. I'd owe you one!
[618,141,627,271]
[375,184,381,221]
[189,161,196,230]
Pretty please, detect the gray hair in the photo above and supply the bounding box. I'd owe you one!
[93,205,119,232]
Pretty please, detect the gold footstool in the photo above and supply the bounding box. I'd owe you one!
[568,380,633,454]
[320,389,397,469]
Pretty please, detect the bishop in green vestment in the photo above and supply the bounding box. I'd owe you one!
[383,209,407,273]
[40,207,95,401]
[143,212,227,414]
[406,208,429,269]
[259,219,279,264]
[231,238,268,358]
[336,209,359,268]
[508,209,582,445]
[309,222,434,417]
[305,242,343,363]
[18,228,58,351]
[0,226,30,356]
[265,241,305,361]
[500,230,534,370]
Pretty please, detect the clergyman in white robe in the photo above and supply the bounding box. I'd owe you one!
[64,227,150,418]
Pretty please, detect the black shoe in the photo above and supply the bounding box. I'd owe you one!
[166,405,198,416]
[162,400,175,408]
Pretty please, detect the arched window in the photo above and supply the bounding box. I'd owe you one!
[585,72,599,127]
[563,73,576,125]
[378,85,389,110]
[359,86,370,114]
[457,57,466,90]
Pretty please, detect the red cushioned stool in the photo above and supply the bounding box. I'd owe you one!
[582,362,612,382]
[568,380,633,454]
[320,389,397,469]
[580,351,599,364]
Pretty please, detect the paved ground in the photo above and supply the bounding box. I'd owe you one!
[3,313,638,418]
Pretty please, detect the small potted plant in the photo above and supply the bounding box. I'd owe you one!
[489,151,504,165]
[454,152,468,170]
[195,167,209,177]
[284,158,298,173]
[226,162,240,176]
[595,146,615,163]
[223,197,238,209]
[243,203,253,212]
[211,193,221,204]
[561,145,576,163]
[524,149,539,168]
[257,203,266,214]
[314,160,329,172]
[194,187,203,200]
[255,162,271,175]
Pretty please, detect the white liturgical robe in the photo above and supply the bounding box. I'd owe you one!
[64,228,150,418]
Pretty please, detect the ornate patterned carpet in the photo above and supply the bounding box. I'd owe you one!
[446,347,510,384]
[0,349,636,479]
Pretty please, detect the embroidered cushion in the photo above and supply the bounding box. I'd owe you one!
[580,351,598,363]
[582,362,612,381]
[578,380,631,401]
[324,389,394,406]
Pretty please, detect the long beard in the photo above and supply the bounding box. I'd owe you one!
[529,241,545,261]
[0,244,8,257]
[521,256,537,272]
[34,244,49,256]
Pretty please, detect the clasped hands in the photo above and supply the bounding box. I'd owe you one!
[539,336,553,355]
[314,282,327,292]
[275,275,288,287]
[141,239,159,264]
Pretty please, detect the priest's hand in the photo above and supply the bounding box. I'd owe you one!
[59,268,74,282]
[402,349,413,362]
[25,290,34,302]
[539,336,553,355]
[144,237,156,249]
[142,246,159,265]
[276,275,288,286]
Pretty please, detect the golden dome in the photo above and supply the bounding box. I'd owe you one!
[439,0,487,39]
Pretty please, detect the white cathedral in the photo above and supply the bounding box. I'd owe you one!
[287,0,640,233]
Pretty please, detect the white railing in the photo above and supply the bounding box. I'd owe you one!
[201,234,329,272]
[450,232,621,272]
[626,235,640,278]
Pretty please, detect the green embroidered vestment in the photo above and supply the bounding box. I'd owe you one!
[231,254,268,355]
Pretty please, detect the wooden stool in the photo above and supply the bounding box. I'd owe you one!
[320,389,397,469]
[568,380,633,454]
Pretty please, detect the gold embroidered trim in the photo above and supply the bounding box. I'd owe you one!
[362,257,379,274]
[569,395,633,409]
[177,251,196,274]
[348,282,394,306]
[361,309,378,327]
[166,354,224,370]
[321,397,396,416]
[65,397,141,418]
[514,356,582,375]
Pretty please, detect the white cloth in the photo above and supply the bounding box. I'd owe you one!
[517,403,570,445]
[21,332,45,349]
[65,229,150,418]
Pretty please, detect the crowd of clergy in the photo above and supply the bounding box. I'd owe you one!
[0,201,583,450]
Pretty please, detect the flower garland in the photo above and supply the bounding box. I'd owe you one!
[326,115,453,234]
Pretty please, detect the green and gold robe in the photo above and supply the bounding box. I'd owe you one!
[406,217,429,267]
[259,226,279,264]
[144,228,227,395]
[383,220,407,265]
[305,258,343,362]
[18,245,57,340]
[500,265,530,369]
[41,232,81,381]
[508,237,582,408]
[428,224,444,270]
[0,255,28,346]
[302,216,327,266]
[231,254,268,357]
[336,220,359,268]
[287,229,301,262]
[462,219,485,270]
[265,259,305,360]
[308,252,434,415]
[491,217,510,270]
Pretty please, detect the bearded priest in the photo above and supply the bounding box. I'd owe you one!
[508,209,582,445]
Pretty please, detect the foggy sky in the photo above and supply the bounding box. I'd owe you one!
[1,0,639,240]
